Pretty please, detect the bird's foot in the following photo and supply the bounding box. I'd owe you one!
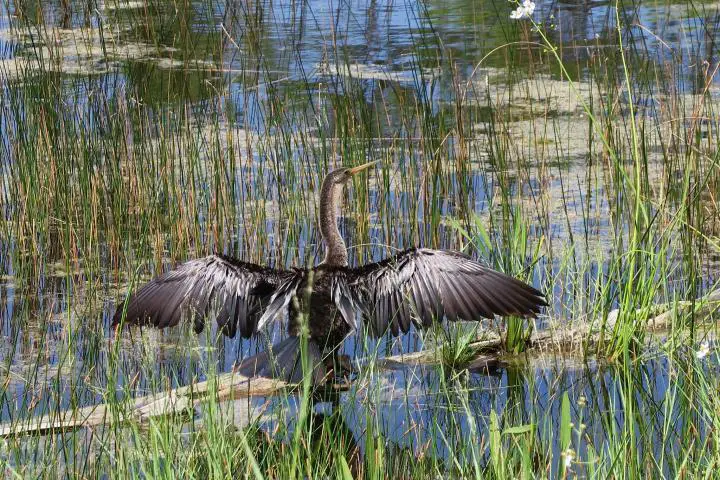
[323,354,356,384]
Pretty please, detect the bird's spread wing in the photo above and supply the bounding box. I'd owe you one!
[112,255,301,338]
[330,271,363,330]
[348,248,547,336]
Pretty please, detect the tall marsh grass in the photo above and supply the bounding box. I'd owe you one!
[1,0,720,477]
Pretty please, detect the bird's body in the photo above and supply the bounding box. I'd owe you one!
[113,163,548,382]
[288,265,352,350]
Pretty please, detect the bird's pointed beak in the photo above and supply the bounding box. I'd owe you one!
[348,161,378,175]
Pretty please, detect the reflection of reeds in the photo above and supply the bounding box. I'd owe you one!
[2,0,720,476]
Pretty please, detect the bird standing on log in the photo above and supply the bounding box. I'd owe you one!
[113,162,547,382]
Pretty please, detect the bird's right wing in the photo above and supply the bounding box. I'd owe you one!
[112,254,303,338]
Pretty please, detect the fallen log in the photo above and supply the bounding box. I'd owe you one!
[2,288,720,438]
[380,288,720,364]
[0,372,293,438]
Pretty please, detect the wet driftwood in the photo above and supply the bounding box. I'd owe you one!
[382,288,720,365]
[2,289,719,438]
[0,372,292,438]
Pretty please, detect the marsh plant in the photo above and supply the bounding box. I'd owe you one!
[0,0,720,477]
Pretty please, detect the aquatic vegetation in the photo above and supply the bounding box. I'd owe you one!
[1,0,720,477]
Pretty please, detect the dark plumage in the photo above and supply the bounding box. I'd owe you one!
[113,163,548,381]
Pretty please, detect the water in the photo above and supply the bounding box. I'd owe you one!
[1,0,720,475]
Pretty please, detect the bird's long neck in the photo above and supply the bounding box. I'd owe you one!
[319,176,348,267]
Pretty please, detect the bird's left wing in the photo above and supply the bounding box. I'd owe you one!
[347,248,547,336]
[112,254,303,338]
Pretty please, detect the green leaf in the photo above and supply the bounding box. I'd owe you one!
[560,393,571,451]
[559,392,572,477]
[337,456,354,480]
[489,411,503,477]
[503,424,535,435]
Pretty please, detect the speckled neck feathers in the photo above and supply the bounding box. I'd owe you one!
[319,174,348,267]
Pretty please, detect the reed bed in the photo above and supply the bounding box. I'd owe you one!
[1,0,720,477]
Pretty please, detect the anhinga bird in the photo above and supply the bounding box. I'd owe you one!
[113,162,547,383]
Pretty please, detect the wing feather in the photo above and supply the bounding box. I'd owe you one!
[113,255,300,338]
[331,275,360,330]
[256,272,305,331]
[349,248,547,336]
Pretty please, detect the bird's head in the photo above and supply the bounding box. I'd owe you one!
[328,161,377,185]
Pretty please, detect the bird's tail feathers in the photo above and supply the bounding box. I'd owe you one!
[235,337,328,384]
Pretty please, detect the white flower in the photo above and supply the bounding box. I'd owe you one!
[562,448,575,468]
[696,341,711,359]
[510,0,536,20]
